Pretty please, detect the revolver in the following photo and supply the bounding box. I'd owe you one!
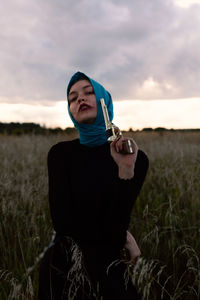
[100,98,135,154]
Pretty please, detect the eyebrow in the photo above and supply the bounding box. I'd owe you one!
[83,84,92,90]
[69,84,93,96]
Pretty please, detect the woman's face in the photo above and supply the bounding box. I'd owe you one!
[68,80,97,124]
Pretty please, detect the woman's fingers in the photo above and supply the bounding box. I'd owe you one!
[110,136,121,153]
[123,250,141,266]
[111,136,129,153]
[124,256,140,266]
[113,136,138,155]
[123,254,140,266]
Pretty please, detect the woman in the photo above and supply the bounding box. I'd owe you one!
[38,71,149,299]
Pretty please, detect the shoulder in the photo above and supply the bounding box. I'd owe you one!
[48,139,79,160]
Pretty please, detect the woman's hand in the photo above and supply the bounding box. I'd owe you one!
[122,231,141,266]
[110,136,138,179]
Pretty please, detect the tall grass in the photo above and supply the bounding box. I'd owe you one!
[0,132,199,299]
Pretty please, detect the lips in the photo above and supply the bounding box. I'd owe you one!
[79,103,91,112]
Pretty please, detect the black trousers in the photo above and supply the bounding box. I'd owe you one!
[38,238,140,300]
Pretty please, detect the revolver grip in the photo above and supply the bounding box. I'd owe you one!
[121,139,135,154]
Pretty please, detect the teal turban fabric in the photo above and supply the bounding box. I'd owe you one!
[67,72,114,147]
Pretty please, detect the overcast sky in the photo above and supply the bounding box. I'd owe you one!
[1,0,200,129]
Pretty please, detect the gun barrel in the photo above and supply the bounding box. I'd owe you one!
[100,98,117,141]
[100,98,111,130]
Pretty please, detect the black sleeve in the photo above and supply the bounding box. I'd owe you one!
[110,150,149,248]
[47,144,73,235]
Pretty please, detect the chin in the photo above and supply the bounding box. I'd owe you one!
[78,113,96,124]
[81,119,95,124]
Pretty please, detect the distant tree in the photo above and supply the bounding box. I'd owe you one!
[64,127,77,135]
[142,127,153,131]
[154,127,167,131]
[48,127,63,134]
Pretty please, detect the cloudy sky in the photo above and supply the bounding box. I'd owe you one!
[1,0,200,130]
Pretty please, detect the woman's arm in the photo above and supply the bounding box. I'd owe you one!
[109,135,149,249]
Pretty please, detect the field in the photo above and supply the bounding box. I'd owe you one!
[0,131,200,299]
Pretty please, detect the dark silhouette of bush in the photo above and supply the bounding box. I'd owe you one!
[154,127,167,131]
[64,127,77,135]
[0,122,199,135]
[0,122,78,135]
[142,127,154,131]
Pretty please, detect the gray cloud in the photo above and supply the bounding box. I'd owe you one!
[1,0,200,103]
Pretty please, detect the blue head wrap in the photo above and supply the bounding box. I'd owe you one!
[67,72,114,147]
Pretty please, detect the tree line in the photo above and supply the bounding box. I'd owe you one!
[0,122,77,135]
[0,122,199,135]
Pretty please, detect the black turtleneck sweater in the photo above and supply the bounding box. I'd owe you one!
[39,139,149,300]
[48,139,149,252]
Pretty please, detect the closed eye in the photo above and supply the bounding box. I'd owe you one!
[69,96,77,104]
[86,91,94,95]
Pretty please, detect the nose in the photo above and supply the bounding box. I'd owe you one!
[78,95,85,103]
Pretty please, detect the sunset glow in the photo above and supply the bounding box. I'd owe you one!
[0,98,199,131]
